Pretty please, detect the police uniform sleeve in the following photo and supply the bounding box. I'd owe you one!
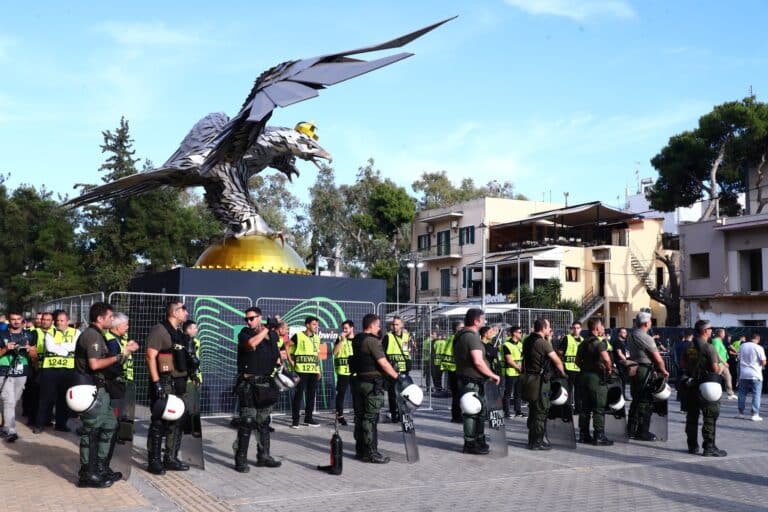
[367,336,386,360]
[80,329,104,359]
[542,338,554,354]
[146,324,169,352]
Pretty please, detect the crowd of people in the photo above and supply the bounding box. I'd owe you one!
[0,304,765,489]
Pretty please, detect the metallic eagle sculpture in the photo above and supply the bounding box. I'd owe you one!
[65,17,454,239]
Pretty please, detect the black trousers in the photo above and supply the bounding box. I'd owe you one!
[335,374,350,417]
[22,367,39,421]
[292,373,318,423]
[36,368,73,428]
[447,371,462,421]
[503,375,523,415]
[431,364,444,390]
[566,371,582,413]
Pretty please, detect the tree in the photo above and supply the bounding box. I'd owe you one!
[412,171,524,210]
[648,97,768,219]
[644,253,681,327]
[513,278,583,319]
[0,176,87,309]
[79,119,223,291]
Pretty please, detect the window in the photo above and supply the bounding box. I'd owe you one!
[690,253,710,279]
[420,270,429,291]
[738,249,764,292]
[417,234,431,251]
[565,267,580,282]
[462,267,467,288]
[459,226,475,246]
[741,320,766,327]
[436,230,451,255]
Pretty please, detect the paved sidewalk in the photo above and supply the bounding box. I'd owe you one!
[4,398,768,512]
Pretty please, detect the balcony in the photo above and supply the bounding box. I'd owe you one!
[416,245,463,261]
[419,288,460,301]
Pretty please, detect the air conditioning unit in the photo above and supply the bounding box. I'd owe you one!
[451,266,458,276]
[426,224,434,233]
[451,220,459,229]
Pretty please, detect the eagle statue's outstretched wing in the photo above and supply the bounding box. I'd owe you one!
[205,16,456,169]
[63,112,230,208]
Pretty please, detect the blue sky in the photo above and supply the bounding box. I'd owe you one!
[2,1,767,211]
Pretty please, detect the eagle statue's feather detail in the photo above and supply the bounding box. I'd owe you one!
[64,17,455,239]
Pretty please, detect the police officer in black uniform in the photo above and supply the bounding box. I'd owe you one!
[233,307,282,472]
[575,317,614,445]
[350,313,401,463]
[145,300,191,475]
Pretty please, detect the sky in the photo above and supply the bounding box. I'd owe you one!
[2,1,768,211]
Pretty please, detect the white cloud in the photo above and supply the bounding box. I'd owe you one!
[504,0,637,21]
[94,21,204,46]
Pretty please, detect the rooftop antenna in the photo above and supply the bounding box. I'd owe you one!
[563,191,569,207]
[634,163,641,194]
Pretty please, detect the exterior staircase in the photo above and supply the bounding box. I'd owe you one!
[629,250,654,289]
[578,287,605,323]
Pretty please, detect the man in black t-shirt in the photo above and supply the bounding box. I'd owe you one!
[233,307,282,472]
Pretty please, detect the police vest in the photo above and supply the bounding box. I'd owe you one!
[502,340,522,377]
[441,335,456,372]
[386,332,411,372]
[35,327,54,364]
[433,339,446,366]
[563,334,582,372]
[41,327,77,369]
[334,336,354,376]
[684,340,705,381]
[104,331,134,381]
[191,337,202,383]
[292,331,320,374]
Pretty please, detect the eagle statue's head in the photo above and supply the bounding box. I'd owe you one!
[262,126,333,181]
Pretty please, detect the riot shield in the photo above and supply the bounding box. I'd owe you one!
[178,381,205,469]
[604,376,628,443]
[484,380,508,458]
[111,382,136,479]
[396,395,419,463]
[649,398,668,442]
[547,378,577,449]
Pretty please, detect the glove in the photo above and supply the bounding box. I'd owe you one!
[396,373,408,386]
[153,381,166,400]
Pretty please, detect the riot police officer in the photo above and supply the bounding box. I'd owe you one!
[233,307,282,472]
[627,312,669,441]
[384,316,411,423]
[454,309,501,455]
[575,317,614,445]
[145,300,191,474]
[350,313,400,463]
[680,320,726,456]
[73,302,138,487]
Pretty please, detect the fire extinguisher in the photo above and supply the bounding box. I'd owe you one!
[317,417,343,475]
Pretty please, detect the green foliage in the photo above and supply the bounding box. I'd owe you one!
[0,176,86,310]
[411,171,524,211]
[514,279,579,316]
[649,96,768,216]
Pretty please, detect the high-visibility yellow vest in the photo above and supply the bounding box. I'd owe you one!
[386,332,411,372]
[502,340,522,377]
[563,334,582,372]
[334,336,354,376]
[104,331,134,381]
[441,335,456,372]
[191,337,202,384]
[41,327,76,369]
[36,327,54,362]
[433,339,446,366]
[292,331,320,374]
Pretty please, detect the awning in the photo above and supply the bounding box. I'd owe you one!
[493,201,640,229]
[435,304,518,316]
[464,246,561,267]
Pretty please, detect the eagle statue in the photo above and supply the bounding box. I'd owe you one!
[64,17,454,239]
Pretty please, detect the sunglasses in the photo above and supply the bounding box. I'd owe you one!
[175,305,187,311]
[245,316,260,322]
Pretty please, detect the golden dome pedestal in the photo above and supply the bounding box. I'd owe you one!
[194,235,311,274]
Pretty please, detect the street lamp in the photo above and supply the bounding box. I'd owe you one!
[407,259,424,304]
[479,221,488,310]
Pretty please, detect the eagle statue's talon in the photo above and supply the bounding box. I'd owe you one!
[267,231,286,247]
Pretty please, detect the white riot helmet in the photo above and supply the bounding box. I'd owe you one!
[550,381,569,406]
[652,382,672,401]
[606,386,626,411]
[152,394,186,421]
[66,385,99,414]
[274,367,300,391]
[699,381,723,402]
[400,383,424,413]
[460,392,482,415]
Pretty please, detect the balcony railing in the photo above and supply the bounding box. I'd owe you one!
[419,288,460,299]
[416,245,462,259]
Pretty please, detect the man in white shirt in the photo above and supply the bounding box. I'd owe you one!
[737,333,766,421]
